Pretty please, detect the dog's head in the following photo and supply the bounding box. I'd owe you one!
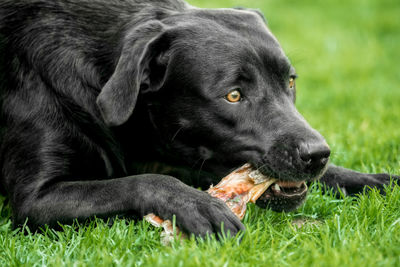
[97,8,330,212]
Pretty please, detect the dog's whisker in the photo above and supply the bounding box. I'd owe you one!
[256,163,268,172]
[170,126,184,143]
[198,158,207,176]
[191,157,203,169]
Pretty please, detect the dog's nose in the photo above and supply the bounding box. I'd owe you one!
[299,141,331,172]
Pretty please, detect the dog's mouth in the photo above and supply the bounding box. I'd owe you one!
[236,163,309,212]
[256,180,308,212]
[269,180,308,196]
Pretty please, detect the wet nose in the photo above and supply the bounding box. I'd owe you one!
[299,141,331,172]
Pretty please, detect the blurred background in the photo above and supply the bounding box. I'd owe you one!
[189,0,400,173]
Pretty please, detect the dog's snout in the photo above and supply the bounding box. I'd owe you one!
[299,141,331,171]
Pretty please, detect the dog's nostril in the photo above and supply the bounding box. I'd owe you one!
[299,142,331,170]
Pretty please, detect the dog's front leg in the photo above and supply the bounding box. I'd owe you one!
[1,128,243,237]
[318,164,399,196]
[8,174,244,237]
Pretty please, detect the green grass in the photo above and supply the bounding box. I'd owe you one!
[1,0,400,266]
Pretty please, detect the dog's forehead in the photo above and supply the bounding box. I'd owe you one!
[179,8,279,45]
[166,11,290,86]
[169,8,289,68]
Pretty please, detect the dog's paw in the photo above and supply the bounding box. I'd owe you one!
[366,173,400,194]
[324,173,399,197]
[319,166,399,197]
[174,192,245,238]
[144,175,245,238]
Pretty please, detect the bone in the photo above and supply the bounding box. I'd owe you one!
[144,163,276,244]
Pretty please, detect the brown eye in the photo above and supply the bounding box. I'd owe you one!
[226,90,242,103]
[289,77,295,89]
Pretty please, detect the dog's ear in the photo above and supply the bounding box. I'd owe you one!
[96,21,171,126]
[233,7,267,24]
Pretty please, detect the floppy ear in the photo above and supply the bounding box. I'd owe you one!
[96,21,170,126]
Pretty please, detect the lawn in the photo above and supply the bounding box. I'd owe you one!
[1,0,400,266]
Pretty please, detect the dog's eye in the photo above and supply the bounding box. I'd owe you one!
[289,77,296,89]
[226,90,242,103]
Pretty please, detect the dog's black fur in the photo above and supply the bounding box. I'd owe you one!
[0,0,398,237]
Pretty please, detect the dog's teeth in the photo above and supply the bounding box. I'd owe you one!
[274,184,281,191]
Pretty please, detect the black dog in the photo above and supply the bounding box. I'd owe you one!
[0,0,398,237]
